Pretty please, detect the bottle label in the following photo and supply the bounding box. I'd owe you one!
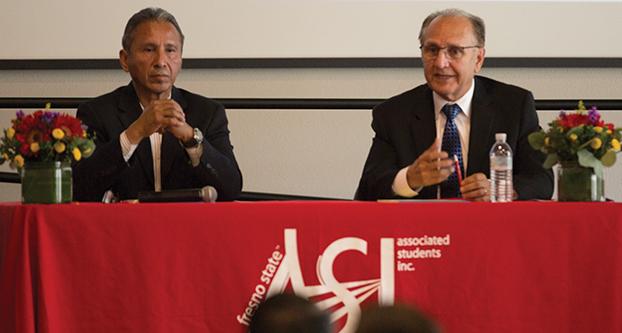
[490,157,512,170]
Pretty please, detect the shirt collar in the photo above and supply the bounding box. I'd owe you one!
[433,78,475,119]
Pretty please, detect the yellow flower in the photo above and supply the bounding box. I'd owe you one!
[594,126,603,133]
[607,129,613,135]
[544,137,550,146]
[1,153,8,161]
[14,155,24,168]
[568,133,578,142]
[591,137,602,150]
[6,127,15,139]
[611,139,621,152]
[52,128,65,140]
[72,147,82,161]
[54,141,66,153]
[30,142,40,153]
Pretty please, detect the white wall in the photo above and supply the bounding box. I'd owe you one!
[3,1,622,58]
[2,67,622,201]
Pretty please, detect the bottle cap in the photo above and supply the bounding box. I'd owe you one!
[495,133,507,142]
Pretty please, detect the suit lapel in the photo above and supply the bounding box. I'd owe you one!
[117,83,154,188]
[405,87,437,199]
[117,84,142,129]
[135,139,155,189]
[409,87,437,157]
[467,77,495,175]
[160,87,189,182]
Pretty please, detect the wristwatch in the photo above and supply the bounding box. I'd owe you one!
[182,128,204,148]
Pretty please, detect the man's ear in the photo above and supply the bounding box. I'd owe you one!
[474,47,485,73]
[119,49,129,72]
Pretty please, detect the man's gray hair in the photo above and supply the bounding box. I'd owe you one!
[122,7,185,52]
[418,8,485,46]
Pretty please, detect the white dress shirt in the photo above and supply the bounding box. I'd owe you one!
[392,79,475,197]
[118,101,203,192]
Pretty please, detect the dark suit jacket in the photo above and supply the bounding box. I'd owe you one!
[73,83,242,201]
[355,76,553,201]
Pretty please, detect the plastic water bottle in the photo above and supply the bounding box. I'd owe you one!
[490,133,513,202]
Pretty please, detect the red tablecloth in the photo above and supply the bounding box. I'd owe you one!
[1,201,621,333]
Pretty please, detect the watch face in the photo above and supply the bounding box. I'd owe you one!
[183,128,203,148]
[194,128,203,143]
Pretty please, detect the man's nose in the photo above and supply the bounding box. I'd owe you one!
[153,48,167,67]
[434,50,451,68]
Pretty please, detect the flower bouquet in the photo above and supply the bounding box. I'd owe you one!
[0,106,95,203]
[528,101,622,201]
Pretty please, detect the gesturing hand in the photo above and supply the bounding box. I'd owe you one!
[406,138,455,190]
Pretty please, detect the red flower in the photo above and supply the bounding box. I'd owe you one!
[15,133,26,145]
[14,113,52,144]
[26,130,43,144]
[53,114,84,137]
[19,144,30,156]
[559,113,589,128]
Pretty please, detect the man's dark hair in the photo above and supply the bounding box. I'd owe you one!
[248,293,330,333]
[355,304,440,333]
[418,8,485,46]
[121,7,185,52]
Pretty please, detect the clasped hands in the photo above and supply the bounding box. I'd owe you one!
[125,99,194,144]
[406,138,490,201]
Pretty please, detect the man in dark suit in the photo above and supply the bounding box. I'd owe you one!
[73,7,242,201]
[356,8,553,201]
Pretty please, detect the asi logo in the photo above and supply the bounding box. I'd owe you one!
[237,229,395,333]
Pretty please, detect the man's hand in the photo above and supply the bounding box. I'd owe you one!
[125,100,193,143]
[406,138,455,190]
[460,173,490,201]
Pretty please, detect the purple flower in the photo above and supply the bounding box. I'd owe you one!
[41,111,59,125]
[15,110,25,119]
[587,106,601,125]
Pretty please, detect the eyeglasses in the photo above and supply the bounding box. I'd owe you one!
[420,44,482,60]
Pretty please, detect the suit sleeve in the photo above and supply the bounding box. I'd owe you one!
[355,107,403,201]
[191,104,242,201]
[72,103,129,202]
[513,92,554,200]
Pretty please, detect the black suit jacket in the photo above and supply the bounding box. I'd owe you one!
[73,84,242,201]
[355,76,553,201]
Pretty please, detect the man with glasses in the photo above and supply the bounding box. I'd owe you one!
[355,8,553,201]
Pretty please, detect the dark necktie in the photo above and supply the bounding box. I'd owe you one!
[440,104,464,198]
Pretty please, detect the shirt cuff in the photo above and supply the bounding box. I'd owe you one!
[120,131,139,162]
[392,167,421,198]
[185,143,203,167]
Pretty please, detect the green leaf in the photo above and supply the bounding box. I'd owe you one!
[593,163,604,178]
[577,149,604,178]
[567,126,584,136]
[600,150,617,167]
[577,149,599,167]
[528,131,546,150]
[543,153,558,169]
